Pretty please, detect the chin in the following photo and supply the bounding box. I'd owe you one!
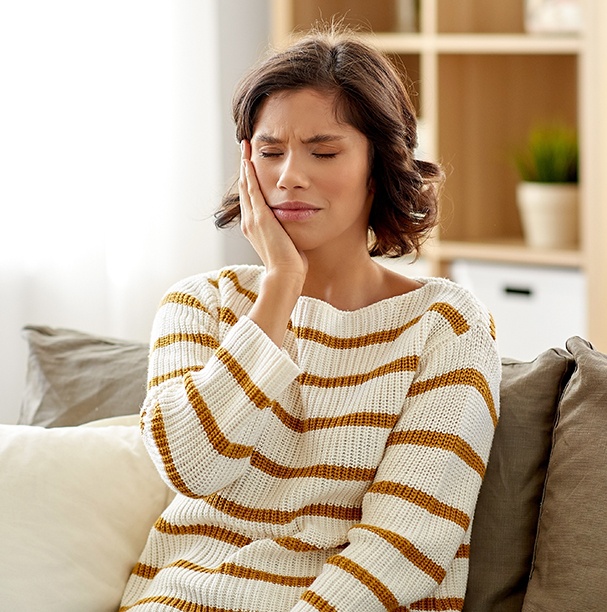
[281,228,322,253]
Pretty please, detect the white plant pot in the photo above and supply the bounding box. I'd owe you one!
[516,182,578,249]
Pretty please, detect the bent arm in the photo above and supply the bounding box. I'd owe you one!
[140,274,300,497]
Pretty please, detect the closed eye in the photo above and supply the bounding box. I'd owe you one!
[258,151,282,158]
[313,152,337,159]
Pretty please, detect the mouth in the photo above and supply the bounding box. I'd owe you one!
[271,201,320,222]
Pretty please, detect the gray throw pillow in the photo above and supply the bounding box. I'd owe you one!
[19,325,149,427]
[464,347,575,612]
[522,337,607,611]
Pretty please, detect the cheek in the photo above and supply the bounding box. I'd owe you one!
[251,162,274,199]
[339,164,372,201]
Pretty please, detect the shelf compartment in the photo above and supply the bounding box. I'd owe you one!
[437,0,525,34]
[290,1,419,34]
[437,53,578,244]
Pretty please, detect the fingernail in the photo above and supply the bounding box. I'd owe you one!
[240,141,245,155]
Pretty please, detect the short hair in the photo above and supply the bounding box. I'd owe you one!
[215,26,443,258]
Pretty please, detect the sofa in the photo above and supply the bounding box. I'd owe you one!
[1,325,606,611]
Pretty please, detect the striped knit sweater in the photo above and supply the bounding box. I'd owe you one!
[119,265,501,612]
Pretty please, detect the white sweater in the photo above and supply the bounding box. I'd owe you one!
[119,265,501,612]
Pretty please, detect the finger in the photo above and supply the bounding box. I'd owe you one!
[243,156,266,214]
[241,138,251,162]
[239,141,252,217]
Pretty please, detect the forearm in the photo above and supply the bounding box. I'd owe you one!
[247,269,304,347]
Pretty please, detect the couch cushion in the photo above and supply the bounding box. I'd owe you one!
[522,337,607,610]
[0,421,174,612]
[464,347,574,612]
[19,325,149,427]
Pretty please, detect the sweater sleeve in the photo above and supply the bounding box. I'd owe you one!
[291,320,501,611]
[140,275,301,497]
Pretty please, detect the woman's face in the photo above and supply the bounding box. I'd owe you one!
[250,88,374,255]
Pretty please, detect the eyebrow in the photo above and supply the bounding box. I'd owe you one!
[253,133,346,145]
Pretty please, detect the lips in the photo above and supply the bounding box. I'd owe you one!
[271,201,320,222]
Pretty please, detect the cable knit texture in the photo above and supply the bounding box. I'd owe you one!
[119,265,501,612]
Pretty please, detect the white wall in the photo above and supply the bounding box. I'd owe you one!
[0,0,269,424]
[217,0,267,266]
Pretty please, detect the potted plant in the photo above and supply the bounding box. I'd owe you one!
[514,124,579,249]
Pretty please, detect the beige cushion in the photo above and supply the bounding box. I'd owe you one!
[522,337,607,610]
[0,421,174,611]
[19,325,149,427]
[464,347,574,611]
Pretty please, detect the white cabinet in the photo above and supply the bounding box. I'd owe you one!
[452,260,586,360]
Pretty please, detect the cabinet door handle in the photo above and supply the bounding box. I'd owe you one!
[503,286,533,297]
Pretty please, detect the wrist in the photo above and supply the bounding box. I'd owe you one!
[261,268,305,297]
[248,270,304,347]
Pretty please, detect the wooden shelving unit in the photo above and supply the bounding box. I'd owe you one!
[270,0,607,352]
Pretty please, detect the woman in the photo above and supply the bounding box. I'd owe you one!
[120,28,501,612]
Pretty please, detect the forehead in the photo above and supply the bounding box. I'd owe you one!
[253,88,353,134]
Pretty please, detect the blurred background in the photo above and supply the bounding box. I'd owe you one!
[1,0,605,424]
[0,0,268,422]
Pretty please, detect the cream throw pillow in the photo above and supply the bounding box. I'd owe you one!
[0,422,173,612]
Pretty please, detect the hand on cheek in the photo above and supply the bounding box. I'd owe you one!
[238,140,308,280]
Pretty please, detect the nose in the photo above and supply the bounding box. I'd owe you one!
[276,152,309,190]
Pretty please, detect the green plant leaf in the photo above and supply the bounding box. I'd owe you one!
[514,124,578,183]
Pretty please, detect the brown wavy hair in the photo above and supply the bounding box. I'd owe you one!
[215,26,443,258]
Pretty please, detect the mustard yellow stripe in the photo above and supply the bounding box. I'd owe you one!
[290,301,469,350]
[269,401,309,433]
[270,402,399,434]
[215,346,272,410]
[455,543,469,558]
[368,480,470,531]
[119,595,233,612]
[407,368,498,428]
[207,268,259,303]
[386,429,486,478]
[131,562,160,580]
[304,411,400,432]
[428,302,470,336]
[220,268,259,302]
[160,291,211,314]
[219,306,239,327]
[153,332,219,352]
[274,536,325,552]
[299,356,418,389]
[327,555,399,609]
[150,405,201,499]
[300,590,339,611]
[184,371,254,460]
[489,313,497,340]
[154,517,253,548]
[353,524,446,584]
[409,596,464,611]
[172,558,315,588]
[148,365,204,389]
[203,492,361,525]
[250,451,376,482]
[292,319,420,349]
